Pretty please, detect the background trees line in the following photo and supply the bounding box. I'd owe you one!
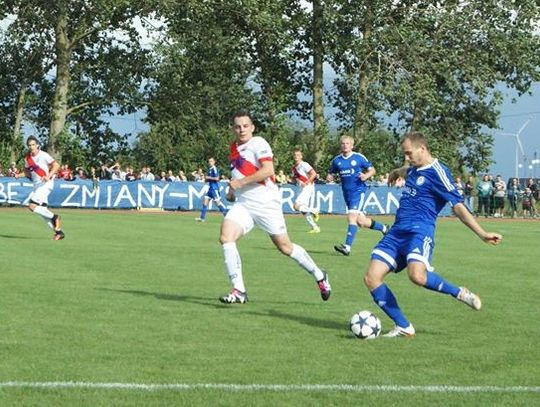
[0,0,538,178]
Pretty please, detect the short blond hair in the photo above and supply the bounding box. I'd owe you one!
[340,135,355,146]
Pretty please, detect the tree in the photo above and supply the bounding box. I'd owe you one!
[327,0,540,174]
[1,0,153,162]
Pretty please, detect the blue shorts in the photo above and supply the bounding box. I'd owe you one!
[343,190,366,213]
[371,229,435,273]
[205,187,222,201]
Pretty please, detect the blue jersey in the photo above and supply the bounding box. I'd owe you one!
[207,166,220,190]
[329,152,373,195]
[392,159,463,236]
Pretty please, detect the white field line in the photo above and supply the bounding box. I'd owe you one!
[0,382,539,393]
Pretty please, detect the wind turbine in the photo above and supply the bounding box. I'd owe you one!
[497,118,531,179]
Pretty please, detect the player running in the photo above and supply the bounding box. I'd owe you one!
[363,132,502,338]
[329,135,388,256]
[291,149,320,233]
[218,111,331,304]
[22,136,65,240]
[195,157,228,222]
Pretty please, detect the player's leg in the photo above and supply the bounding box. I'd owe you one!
[218,204,253,303]
[364,257,414,337]
[29,186,64,240]
[213,197,228,216]
[294,186,319,232]
[196,196,210,222]
[356,212,388,234]
[405,238,481,310]
[270,233,330,301]
[334,210,358,255]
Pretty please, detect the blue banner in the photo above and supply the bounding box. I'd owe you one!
[0,178,453,216]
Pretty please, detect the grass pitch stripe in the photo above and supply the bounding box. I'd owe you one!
[0,382,538,393]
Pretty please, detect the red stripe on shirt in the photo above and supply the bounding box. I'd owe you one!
[25,154,47,177]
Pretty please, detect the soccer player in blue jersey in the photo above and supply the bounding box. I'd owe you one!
[363,132,502,338]
[196,157,228,222]
[329,135,388,256]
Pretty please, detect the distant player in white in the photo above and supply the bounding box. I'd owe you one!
[218,111,331,304]
[291,150,320,233]
[23,136,65,240]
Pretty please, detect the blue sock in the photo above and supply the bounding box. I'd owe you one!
[345,224,358,247]
[371,283,410,328]
[424,271,460,297]
[217,203,228,216]
[200,205,208,220]
[369,219,385,232]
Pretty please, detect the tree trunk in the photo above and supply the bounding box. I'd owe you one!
[49,12,71,158]
[11,85,26,162]
[312,0,326,168]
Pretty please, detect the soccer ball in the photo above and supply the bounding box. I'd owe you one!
[349,310,381,340]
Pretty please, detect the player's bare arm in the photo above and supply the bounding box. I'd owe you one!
[388,166,409,185]
[453,203,503,245]
[359,166,376,182]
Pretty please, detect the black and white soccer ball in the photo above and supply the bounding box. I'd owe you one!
[349,310,382,340]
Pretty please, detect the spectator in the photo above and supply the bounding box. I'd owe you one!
[140,166,155,181]
[275,169,290,185]
[220,174,230,183]
[177,170,188,182]
[99,164,112,180]
[58,164,73,181]
[493,175,506,217]
[464,175,475,214]
[454,176,464,196]
[0,165,4,177]
[522,187,535,218]
[506,177,521,218]
[325,173,336,184]
[110,164,124,181]
[166,170,177,182]
[191,167,205,182]
[75,167,88,180]
[125,166,137,181]
[476,174,492,217]
[525,178,538,217]
[7,162,20,178]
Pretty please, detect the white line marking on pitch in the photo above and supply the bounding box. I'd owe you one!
[0,382,538,393]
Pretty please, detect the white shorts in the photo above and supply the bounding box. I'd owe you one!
[295,184,315,209]
[29,181,54,205]
[225,196,287,236]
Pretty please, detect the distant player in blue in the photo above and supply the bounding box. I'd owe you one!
[363,132,503,338]
[329,135,388,256]
[196,157,228,222]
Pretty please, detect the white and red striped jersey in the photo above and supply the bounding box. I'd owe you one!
[229,136,278,202]
[292,161,316,186]
[25,150,56,185]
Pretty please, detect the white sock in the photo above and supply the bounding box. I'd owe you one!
[33,206,54,228]
[222,242,245,292]
[305,214,317,228]
[289,243,324,281]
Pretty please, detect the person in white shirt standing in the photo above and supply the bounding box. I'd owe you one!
[23,136,65,240]
[291,149,320,233]
[218,111,331,304]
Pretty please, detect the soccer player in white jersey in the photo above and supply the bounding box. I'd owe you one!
[362,132,502,338]
[291,149,320,233]
[23,136,65,240]
[218,111,331,304]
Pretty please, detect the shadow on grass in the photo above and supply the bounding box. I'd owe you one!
[97,287,226,309]
[243,308,344,332]
[0,234,32,239]
[97,288,342,331]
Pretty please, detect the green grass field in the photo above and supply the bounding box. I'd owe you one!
[0,208,538,406]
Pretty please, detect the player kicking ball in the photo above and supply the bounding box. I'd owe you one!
[363,132,502,338]
[22,136,65,240]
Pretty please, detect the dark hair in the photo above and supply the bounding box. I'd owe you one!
[26,135,40,147]
[401,131,428,149]
[231,110,254,123]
